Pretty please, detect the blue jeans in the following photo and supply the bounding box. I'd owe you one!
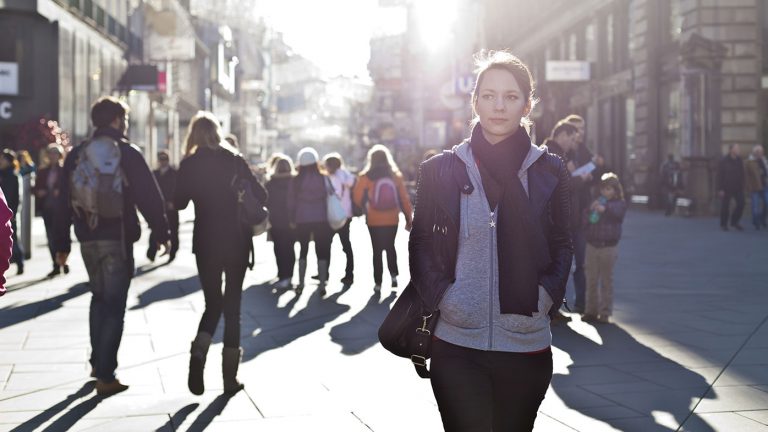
[750,190,768,228]
[80,240,133,383]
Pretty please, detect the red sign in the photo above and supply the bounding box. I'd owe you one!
[157,71,167,93]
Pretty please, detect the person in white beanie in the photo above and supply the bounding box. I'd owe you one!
[288,147,333,293]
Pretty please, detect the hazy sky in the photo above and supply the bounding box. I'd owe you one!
[254,0,406,78]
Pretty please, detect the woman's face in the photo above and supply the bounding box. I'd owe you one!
[474,68,531,144]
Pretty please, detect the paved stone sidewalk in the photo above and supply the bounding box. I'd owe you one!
[0,211,767,431]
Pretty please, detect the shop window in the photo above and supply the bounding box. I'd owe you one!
[661,82,682,158]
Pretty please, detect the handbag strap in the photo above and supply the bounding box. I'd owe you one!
[410,313,435,378]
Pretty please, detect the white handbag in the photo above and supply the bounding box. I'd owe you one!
[325,177,348,230]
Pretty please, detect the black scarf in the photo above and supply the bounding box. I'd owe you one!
[470,124,540,316]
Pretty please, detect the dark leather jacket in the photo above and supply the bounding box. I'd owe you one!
[408,149,573,317]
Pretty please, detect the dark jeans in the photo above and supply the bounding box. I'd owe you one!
[148,209,179,256]
[332,218,354,278]
[571,228,587,311]
[750,190,767,228]
[195,252,248,348]
[720,191,744,227]
[430,339,552,432]
[80,240,133,383]
[42,209,57,266]
[662,187,679,216]
[367,225,398,285]
[296,222,333,261]
[270,227,295,279]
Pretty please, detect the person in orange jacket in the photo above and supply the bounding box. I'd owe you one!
[352,144,413,291]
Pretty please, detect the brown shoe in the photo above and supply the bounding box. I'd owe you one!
[551,311,572,325]
[95,379,129,396]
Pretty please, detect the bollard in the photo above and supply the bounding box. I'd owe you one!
[21,173,32,260]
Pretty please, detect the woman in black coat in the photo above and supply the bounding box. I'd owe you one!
[174,111,267,396]
[265,155,296,289]
[409,51,572,431]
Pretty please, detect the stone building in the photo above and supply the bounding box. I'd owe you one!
[485,0,764,213]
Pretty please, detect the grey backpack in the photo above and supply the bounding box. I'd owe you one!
[70,137,125,229]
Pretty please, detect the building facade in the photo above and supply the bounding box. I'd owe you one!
[0,0,132,153]
[485,0,765,213]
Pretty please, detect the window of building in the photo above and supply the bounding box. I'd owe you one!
[668,0,683,43]
[763,0,768,72]
[585,19,598,63]
[605,13,615,74]
[661,81,682,158]
[569,32,578,60]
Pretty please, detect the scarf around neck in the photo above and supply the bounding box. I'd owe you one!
[469,124,541,316]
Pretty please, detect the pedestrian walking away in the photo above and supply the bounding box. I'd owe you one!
[265,154,296,289]
[0,150,24,275]
[408,50,573,431]
[561,114,608,314]
[288,147,333,294]
[0,187,13,296]
[582,173,627,324]
[324,152,355,285]
[718,144,745,231]
[744,145,768,230]
[352,144,413,292]
[33,144,69,277]
[660,154,684,216]
[53,96,171,397]
[174,111,267,396]
[147,150,179,262]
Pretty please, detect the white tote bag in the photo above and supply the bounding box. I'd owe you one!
[325,178,348,230]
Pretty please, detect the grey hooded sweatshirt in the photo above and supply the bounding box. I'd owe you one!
[434,140,554,352]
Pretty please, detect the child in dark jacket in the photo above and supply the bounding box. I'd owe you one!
[583,173,627,323]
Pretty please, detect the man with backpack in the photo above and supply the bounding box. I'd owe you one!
[53,96,170,396]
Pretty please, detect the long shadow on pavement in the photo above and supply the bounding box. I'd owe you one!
[329,291,396,355]
[129,276,200,310]
[154,403,199,432]
[9,381,95,432]
[0,283,89,331]
[551,322,716,431]
[239,282,351,362]
[39,393,104,432]
[186,394,233,432]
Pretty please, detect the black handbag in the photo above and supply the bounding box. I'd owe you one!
[231,157,269,233]
[378,281,439,379]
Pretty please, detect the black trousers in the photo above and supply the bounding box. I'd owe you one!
[720,191,744,227]
[42,209,57,266]
[296,222,333,261]
[430,339,552,432]
[367,225,398,285]
[331,218,354,278]
[148,210,180,256]
[270,227,295,279]
[195,252,248,348]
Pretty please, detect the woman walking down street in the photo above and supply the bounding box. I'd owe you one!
[0,150,24,275]
[174,111,267,395]
[288,147,333,293]
[323,153,355,285]
[409,51,572,431]
[352,144,413,292]
[33,144,69,277]
[265,155,296,289]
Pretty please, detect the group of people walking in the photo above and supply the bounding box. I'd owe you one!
[264,143,413,294]
[718,143,768,231]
